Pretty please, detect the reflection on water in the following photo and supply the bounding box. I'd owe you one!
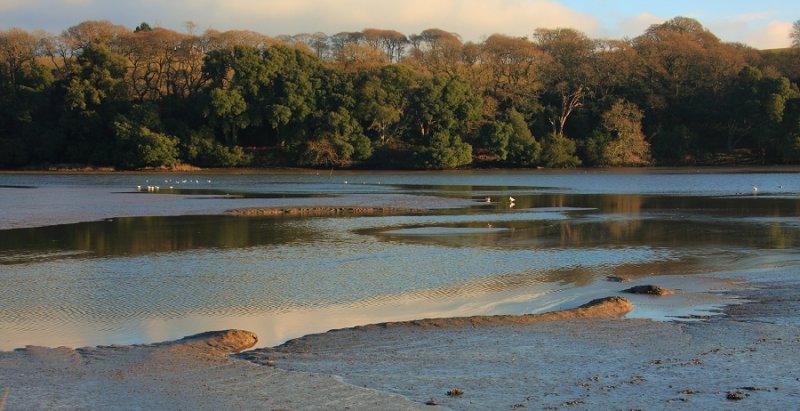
[1,170,799,350]
[0,215,313,264]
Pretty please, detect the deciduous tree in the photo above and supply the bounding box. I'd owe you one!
[595,100,652,166]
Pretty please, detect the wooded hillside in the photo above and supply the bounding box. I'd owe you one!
[1,17,799,169]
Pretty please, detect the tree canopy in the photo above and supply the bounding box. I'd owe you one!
[1,17,799,169]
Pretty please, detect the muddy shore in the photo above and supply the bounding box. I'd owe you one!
[1,277,798,410]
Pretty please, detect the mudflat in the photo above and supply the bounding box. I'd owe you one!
[1,278,798,410]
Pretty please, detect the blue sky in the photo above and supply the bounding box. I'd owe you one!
[1,0,796,49]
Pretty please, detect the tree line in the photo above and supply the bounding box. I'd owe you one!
[1,17,799,169]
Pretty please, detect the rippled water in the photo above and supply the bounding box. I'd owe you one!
[1,169,799,349]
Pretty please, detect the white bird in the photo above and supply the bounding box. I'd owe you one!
[752,185,759,193]
[509,196,516,202]
[136,185,141,191]
[485,196,492,203]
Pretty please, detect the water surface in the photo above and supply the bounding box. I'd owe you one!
[1,169,798,349]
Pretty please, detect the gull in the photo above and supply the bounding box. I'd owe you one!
[509,196,516,202]
[485,196,491,203]
[752,185,759,194]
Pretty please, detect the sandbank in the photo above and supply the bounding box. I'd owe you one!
[2,278,799,410]
[229,206,426,217]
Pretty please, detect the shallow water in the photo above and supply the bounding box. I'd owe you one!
[0,169,799,349]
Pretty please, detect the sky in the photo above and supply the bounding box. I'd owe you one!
[0,0,796,49]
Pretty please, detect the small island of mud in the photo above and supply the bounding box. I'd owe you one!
[228,206,427,218]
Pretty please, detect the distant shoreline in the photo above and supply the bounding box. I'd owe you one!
[3,164,800,175]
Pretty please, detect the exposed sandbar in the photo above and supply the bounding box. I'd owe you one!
[247,281,800,410]
[353,295,632,330]
[228,205,426,217]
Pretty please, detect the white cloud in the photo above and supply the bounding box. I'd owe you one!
[703,11,793,49]
[0,0,793,49]
[744,20,793,49]
[0,0,41,13]
[125,0,601,41]
[724,11,776,23]
[615,12,665,39]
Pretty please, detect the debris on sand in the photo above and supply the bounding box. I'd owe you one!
[605,275,632,283]
[447,388,464,397]
[623,285,675,296]
[174,329,258,355]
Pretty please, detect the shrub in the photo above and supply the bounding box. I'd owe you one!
[416,131,473,169]
[184,127,248,167]
[541,132,581,168]
[113,119,180,169]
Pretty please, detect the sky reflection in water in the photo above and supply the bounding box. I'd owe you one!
[0,170,799,349]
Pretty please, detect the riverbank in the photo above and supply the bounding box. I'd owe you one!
[1,275,798,410]
[3,164,800,174]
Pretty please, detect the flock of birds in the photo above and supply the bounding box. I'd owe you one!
[482,185,782,203]
[745,184,784,195]
[479,185,778,206]
[485,195,516,208]
[131,178,780,198]
[136,178,212,192]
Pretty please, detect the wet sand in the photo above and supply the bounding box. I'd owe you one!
[2,278,798,410]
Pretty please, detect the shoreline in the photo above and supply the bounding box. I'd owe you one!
[3,277,798,409]
[3,164,800,175]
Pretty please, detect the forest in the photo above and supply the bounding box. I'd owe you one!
[1,17,800,169]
